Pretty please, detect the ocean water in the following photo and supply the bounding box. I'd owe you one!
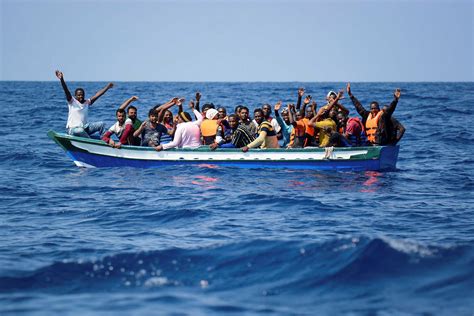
[0,81,473,315]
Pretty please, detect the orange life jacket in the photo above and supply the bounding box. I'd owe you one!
[201,119,218,145]
[365,111,383,144]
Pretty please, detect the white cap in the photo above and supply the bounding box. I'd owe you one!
[205,108,218,120]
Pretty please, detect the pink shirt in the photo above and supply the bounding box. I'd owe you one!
[162,110,203,149]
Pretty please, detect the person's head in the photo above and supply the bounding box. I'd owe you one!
[239,106,249,122]
[305,107,314,119]
[116,108,126,124]
[281,109,289,123]
[178,111,192,123]
[329,108,338,121]
[206,108,219,120]
[202,103,215,113]
[217,107,227,119]
[148,108,158,123]
[254,108,264,125]
[75,88,85,103]
[336,112,348,129]
[234,105,243,115]
[228,114,239,129]
[370,101,380,116]
[296,111,303,121]
[262,104,272,119]
[326,90,337,102]
[127,106,137,121]
[164,110,173,123]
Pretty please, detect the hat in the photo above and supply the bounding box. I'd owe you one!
[206,108,218,120]
[327,91,337,98]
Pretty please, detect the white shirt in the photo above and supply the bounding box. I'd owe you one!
[162,110,203,149]
[66,97,91,129]
[108,118,132,137]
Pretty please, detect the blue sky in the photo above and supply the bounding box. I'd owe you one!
[1,0,473,81]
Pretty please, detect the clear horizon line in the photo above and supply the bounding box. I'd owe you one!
[1,79,473,83]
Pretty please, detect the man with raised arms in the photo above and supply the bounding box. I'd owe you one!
[55,70,113,138]
[347,83,401,146]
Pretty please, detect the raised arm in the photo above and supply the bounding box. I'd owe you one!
[384,89,401,118]
[156,98,178,122]
[133,121,147,138]
[288,104,297,126]
[90,82,114,105]
[118,96,139,111]
[296,88,304,110]
[299,95,311,117]
[195,92,201,112]
[55,70,72,102]
[347,82,369,119]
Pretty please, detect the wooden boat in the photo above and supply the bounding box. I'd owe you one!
[48,131,399,171]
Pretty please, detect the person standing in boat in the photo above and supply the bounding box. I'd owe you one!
[241,109,279,152]
[347,83,401,146]
[154,101,203,151]
[55,70,113,138]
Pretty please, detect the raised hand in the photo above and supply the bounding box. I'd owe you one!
[394,88,401,99]
[189,100,195,109]
[195,92,201,101]
[304,95,312,105]
[274,101,282,111]
[346,82,351,95]
[55,70,63,80]
[298,88,305,97]
[131,96,139,102]
[106,83,114,89]
[337,90,344,99]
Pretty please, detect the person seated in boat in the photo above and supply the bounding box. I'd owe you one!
[209,113,256,150]
[155,101,203,151]
[154,98,181,144]
[201,108,219,145]
[262,103,282,136]
[241,109,279,152]
[316,90,350,118]
[101,108,134,148]
[217,107,228,120]
[273,101,293,147]
[287,103,306,148]
[238,106,257,137]
[336,112,369,147]
[383,106,405,145]
[234,105,243,116]
[55,70,113,138]
[133,108,170,148]
[118,96,141,145]
[347,83,401,146]
[307,91,342,147]
[327,128,351,147]
[299,95,318,147]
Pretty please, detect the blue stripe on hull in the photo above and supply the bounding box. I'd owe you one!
[66,150,396,171]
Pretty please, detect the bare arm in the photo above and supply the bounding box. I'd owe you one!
[133,121,147,138]
[195,92,201,112]
[118,96,139,111]
[296,88,304,110]
[90,82,114,105]
[55,70,72,102]
[156,99,177,123]
[299,95,311,117]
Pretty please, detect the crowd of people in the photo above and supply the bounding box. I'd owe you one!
[55,71,405,152]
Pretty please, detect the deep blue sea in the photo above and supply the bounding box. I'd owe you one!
[0,81,473,315]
